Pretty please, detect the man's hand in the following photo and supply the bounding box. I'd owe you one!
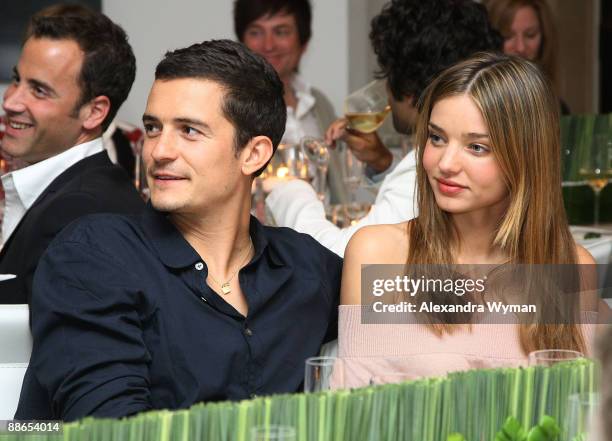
[324,117,393,174]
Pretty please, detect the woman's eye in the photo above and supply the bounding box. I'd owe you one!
[469,144,489,154]
[429,133,444,145]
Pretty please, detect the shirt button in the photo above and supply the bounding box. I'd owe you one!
[195,262,204,270]
[244,328,253,336]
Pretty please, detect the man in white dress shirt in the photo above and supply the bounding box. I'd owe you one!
[0,6,143,303]
[234,0,346,204]
[266,0,503,256]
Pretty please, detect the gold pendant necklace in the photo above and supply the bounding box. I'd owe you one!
[207,239,253,296]
[220,282,232,295]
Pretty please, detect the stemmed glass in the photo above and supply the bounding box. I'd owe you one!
[341,80,392,200]
[266,143,309,180]
[344,80,391,134]
[565,393,600,441]
[579,134,612,225]
[300,136,330,201]
[340,144,365,202]
[251,426,296,441]
[527,349,584,366]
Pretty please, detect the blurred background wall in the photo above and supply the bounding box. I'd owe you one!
[0,0,605,125]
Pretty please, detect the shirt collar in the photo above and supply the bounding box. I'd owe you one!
[140,204,284,269]
[291,74,316,120]
[2,138,104,210]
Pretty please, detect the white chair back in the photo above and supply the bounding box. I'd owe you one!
[0,363,29,419]
[0,305,32,419]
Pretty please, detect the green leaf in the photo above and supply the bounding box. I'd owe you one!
[526,415,560,441]
[446,432,466,441]
[494,416,526,441]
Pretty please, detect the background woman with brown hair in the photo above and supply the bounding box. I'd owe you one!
[338,53,596,386]
[484,0,570,114]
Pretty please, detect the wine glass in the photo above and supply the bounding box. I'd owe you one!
[340,144,365,202]
[579,134,612,225]
[344,80,391,135]
[370,371,415,386]
[343,202,371,225]
[304,356,344,392]
[266,143,309,180]
[251,425,296,441]
[527,349,584,366]
[300,136,330,201]
[565,393,600,441]
[341,80,392,199]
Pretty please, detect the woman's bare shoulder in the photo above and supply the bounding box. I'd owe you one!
[344,222,410,265]
[575,244,596,265]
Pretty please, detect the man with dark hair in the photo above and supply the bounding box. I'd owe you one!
[0,6,143,303]
[267,0,502,256]
[233,0,346,203]
[16,39,341,421]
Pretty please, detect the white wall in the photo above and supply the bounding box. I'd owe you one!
[102,0,353,125]
[1,0,377,124]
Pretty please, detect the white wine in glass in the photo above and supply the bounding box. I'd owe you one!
[345,105,391,134]
[344,80,391,134]
[579,134,612,225]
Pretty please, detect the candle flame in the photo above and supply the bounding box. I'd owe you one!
[276,166,290,178]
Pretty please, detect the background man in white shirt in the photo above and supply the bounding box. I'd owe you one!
[266,0,503,256]
[233,0,347,203]
[0,5,144,303]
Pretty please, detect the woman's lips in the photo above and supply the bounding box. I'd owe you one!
[436,178,466,195]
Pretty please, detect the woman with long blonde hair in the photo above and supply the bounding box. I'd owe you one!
[338,52,595,385]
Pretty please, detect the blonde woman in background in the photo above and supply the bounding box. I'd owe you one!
[484,0,570,114]
[338,53,596,386]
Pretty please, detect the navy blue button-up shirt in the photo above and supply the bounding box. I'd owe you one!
[16,206,342,421]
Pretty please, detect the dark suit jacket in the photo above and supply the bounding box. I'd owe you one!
[0,151,145,304]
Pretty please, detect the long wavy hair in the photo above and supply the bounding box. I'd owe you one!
[484,0,558,93]
[409,52,584,354]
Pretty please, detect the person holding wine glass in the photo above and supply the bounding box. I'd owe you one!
[233,0,347,204]
[267,0,502,256]
[338,52,600,387]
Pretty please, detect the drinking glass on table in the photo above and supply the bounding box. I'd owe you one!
[251,425,296,441]
[300,136,330,201]
[265,143,309,180]
[579,134,612,225]
[340,144,365,201]
[527,349,584,366]
[565,392,600,441]
[370,371,416,386]
[304,356,344,392]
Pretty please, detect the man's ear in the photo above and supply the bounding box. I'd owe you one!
[80,95,111,131]
[240,136,274,176]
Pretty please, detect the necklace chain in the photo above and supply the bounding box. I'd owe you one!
[207,239,253,295]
